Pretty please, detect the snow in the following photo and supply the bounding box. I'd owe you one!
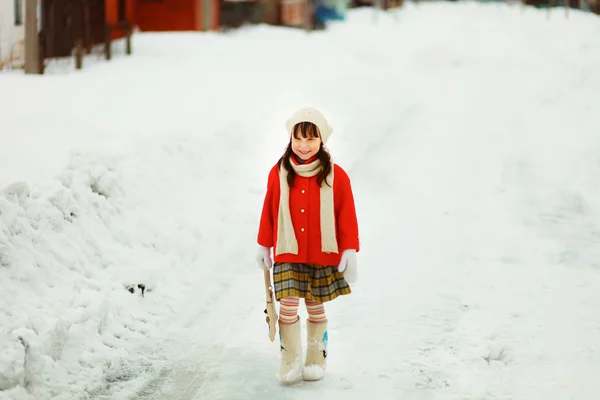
[1,1,600,399]
[302,365,325,381]
[276,355,304,384]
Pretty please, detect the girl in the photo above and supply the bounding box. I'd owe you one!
[256,107,360,384]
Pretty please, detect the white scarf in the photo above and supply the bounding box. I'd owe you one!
[275,158,338,256]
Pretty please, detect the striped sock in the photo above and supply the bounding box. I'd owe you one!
[279,297,299,324]
[306,300,327,323]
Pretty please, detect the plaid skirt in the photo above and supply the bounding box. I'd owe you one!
[272,262,351,303]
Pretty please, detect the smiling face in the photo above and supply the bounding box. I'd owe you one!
[291,122,322,161]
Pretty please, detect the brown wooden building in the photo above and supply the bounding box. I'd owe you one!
[41,0,134,58]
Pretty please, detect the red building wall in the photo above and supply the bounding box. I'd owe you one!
[105,0,136,39]
[105,0,136,24]
[135,0,197,31]
[103,0,218,36]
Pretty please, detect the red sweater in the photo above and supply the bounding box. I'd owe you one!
[257,160,360,267]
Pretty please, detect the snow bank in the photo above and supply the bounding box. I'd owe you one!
[0,145,188,398]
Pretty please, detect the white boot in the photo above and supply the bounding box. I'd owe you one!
[303,320,328,381]
[277,318,303,384]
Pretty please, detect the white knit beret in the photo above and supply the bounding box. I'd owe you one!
[285,107,333,144]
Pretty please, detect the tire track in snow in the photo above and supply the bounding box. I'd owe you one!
[131,345,223,400]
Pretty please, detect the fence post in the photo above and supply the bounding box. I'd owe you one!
[126,23,132,55]
[75,39,84,69]
[105,25,112,60]
[38,31,45,74]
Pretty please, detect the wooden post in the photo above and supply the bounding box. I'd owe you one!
[24,0,40,74]
[305,0,314,31]
[105,25,112,60]
[201,0,214,31]
[37,32,45,74]
[126,23,132,55]
[75,39,84,69]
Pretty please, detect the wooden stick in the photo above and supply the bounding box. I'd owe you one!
[263,265,278,342]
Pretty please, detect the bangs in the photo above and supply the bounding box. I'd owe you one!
[293,122,321,139]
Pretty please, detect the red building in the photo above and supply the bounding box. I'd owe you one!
[106,0,136,37]
[135,0,220,32]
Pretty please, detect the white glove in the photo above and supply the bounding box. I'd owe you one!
[338,249,357,283]
[256,245,273,270]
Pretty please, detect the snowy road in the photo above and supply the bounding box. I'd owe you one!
[2,2,600,400]
[125,101,600,400]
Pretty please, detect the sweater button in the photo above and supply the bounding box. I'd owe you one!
[301,228,305,232]
[301,190,305,194]
[301,209,305,213]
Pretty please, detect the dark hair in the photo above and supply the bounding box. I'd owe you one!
[277,122,332,189]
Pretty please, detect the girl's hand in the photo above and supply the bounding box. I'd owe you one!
[338,249,357,283]
[256,245,273,270]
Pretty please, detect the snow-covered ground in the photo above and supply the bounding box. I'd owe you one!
[1,2,600,399]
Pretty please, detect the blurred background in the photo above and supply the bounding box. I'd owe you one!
[1,0,599,73]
